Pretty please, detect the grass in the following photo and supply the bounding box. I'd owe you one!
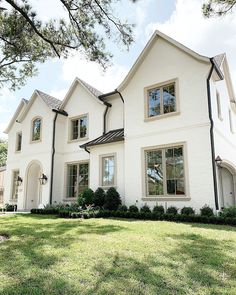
[0,215,236,295]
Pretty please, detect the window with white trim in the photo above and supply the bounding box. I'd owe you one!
[145,146,185,197]
[32,118,41,141]
[11,170,19,200]
[66,162,89,198]
[229,109,234,133]
[70,115,88,141]
[147,82,176,117]
[101,155,115,186]
[216,91,222,120]
[16,132,22,152]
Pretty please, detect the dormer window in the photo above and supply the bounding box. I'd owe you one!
[32,117,42,142]
[145,79,177,120]
[69,114,88,141]
[16,132,22,152]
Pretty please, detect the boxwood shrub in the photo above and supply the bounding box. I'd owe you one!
[153,205,164,214]
[200,205,214,217]
[129,205,139,213]
[166,206,178,215]
[180,207,195,216]
[140,205,151,213]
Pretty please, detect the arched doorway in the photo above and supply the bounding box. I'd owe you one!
[25,161,42,210]
[219,162,236,208]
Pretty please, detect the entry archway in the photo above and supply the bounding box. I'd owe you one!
[25,161,42,210]
[219,161,236,208]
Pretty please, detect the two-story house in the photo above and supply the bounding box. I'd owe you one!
[4,31,236,212]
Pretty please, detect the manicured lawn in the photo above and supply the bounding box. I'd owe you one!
[0,215,236,295]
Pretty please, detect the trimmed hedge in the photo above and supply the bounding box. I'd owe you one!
[31,208,59,214]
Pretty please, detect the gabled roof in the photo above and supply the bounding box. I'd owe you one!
[213,53,226,68]
[35,90,61,109]
[80,128,124,148]
[60,77,104,109]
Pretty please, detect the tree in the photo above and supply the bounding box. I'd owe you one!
[202,0,236,17]
[0,0,136,90]
[0,139,7,167]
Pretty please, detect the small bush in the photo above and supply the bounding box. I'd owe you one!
[221,206,236,218]
[153,205,164,214]
[140,205,151,213]
[94,188,106,207]
[129,205,139,213]
[77,188,94,208]
[181,207,195,216]
[5,204,17,212]
[200,205,214,217]
[166,206,178,215]
[118,205,128,212]
[104,187,121,211]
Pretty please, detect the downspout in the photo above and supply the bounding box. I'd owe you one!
[49,109,68,205]
[207,58,219,210]
[103,101,112,134]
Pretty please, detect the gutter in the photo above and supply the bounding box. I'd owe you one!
[98,89,124,103]
[207,58,220,210]
[49,108,68,205]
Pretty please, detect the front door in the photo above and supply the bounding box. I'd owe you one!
[25,162,41,210]
[221,167,235,207]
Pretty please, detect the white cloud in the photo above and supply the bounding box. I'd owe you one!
[145,0,236,85]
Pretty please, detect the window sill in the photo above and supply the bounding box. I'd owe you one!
[142,196,190,202]
[30,139,41,144]
[63,198,77,202]
[68,137,88,144]
[144,111,180,122]
[100,185,117,189]
[8,199,18,202]
[15,150,21,153]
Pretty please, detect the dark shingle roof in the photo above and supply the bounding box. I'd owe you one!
[36,90,61,109]
[213,53,225,68]
[77,78,103,98]
[80,128,124,148]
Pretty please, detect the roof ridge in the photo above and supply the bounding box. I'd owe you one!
[77,78,103,98]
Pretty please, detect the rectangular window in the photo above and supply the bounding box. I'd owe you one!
[66,163,89,198]
[70,115,88,141]
[11,170,19,200]
[147,82,176,118]
[145,146,185,197]
[101,155,115,186]
[216,91,222,120]
[229,109,234,133]
[16,132,22,152]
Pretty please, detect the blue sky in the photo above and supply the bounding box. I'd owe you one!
[1,0,236,138]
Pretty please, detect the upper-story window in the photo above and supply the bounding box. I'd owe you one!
[69,115,88,141]
[216,90,223,121]
[16,132,22,152]
[32,117,42,142]
[146,80,177,119]
[229,109,234,133]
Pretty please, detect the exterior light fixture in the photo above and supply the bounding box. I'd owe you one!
[215,156,222,167]
[39,173,48,185]
[16,176,23,186]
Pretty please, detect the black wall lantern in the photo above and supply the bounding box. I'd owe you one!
[16,176,23,186]
[39,173,48,185]
[215,156,222,167]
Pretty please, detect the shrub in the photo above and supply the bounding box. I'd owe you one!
[118,204,128,212]
[129,205,139,213]
[140,205,151,213]
[166,206,178,215]
[153,205,164,214]
[181,207,195,216]
[77,188,94,208]
[94,188,106,207]
[5,204,17,212]
[104,187,121,211]
[221,206,236,218]
[200,205,214,217]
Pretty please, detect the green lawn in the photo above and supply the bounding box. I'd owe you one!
[0,215,236,295]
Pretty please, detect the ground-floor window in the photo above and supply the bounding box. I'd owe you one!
[11,170,19,200]
[145,145,185,197]
[101,154,116,187]
[66,162,89,198]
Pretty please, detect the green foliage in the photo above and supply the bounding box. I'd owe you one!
[94,187,105,207]
[200,205,214,217]
[77,188,94,208]
[0,139,7,167]
[117,205,128,212]
[129,205,139,213]
[202,0,236,18]
[166,206,178,215]
[221,206,236,218]
[153,205,164,214]
[140,205,151,213]
[0,0,135,90]
[4,203,16,212]
[181,207,195,216]
[104,187,121,211]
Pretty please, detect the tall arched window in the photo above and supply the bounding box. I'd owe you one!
[32,117,42,141]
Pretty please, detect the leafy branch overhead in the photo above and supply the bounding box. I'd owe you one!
[202,0,236,17]
[0,0,136,90]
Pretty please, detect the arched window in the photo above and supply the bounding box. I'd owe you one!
[32,117,42,141]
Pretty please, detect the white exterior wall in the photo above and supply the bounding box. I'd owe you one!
[106,94,124,132]
[122,37,215,210]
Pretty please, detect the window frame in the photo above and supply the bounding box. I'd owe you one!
[15,132,22,152]
[144,78,179,121]
[11,169,19,201]
[30,116,42,143]
[68,113,89,142]
[142,142,190,201]
[64,161,89,200]
[216,90,223,121]
[229,108,234,133]
[100,153,117,188]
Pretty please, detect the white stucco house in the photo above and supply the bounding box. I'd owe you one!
[3,31,236,212]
